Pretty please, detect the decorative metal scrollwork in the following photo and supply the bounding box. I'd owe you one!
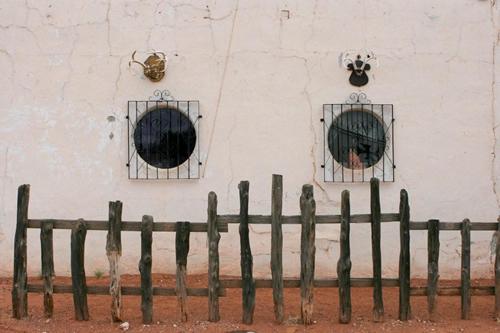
[345,92,371,104]
[149,89,174,102]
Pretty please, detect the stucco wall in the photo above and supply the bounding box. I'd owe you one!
[0,0,499,279]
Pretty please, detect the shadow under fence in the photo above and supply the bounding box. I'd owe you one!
[11,174,500,325]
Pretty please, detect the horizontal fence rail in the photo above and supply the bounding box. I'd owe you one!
[11,175,500,326]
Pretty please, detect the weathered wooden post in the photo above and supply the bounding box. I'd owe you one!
[207,191,220,322]
[71,219,89,321]
[398,189,411,321]
[271,174,284,323]
[427,219,440,319]
[495,216,500,321]
[106,201,122,322]
[139,215,153,324]
[461,218,471,320]
[176,222,190,322]
[370,178,384,322]
[12,184,29,319]
[239,181,255,324]
[40,220,55,318]
[300,184,316,325]
[338,190,352,324]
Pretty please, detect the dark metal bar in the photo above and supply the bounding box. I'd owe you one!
[461,218,471,320]
[427,219,440,318]
[220,278,400,288]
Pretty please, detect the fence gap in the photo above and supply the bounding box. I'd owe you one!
[71,219,89,321]
[238,180,255,324]
[461,218,471,320]
[12,184,29,319]
[176,221,190,322]
[398,189,411,321]
[271,174,284,323]
[370,178,384,322]
[338,190,352,324]
[495,217,500,321]
[300,184,316,325]
[106,201,122,322]
[40,220,54,318]
[427,219,440,320]
[139,215,153,324]
[207,191,220,322]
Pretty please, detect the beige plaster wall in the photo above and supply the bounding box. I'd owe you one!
[0,0,499,279]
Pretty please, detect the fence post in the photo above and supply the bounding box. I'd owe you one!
[106,201,122,322]
[271,174,284,323]
[239,181,255,324]
[461,218,471,320]
[495,216,500,321]
[40,220,54,318]
[370,178,384,322]
[207,191,220,322]
[12,184,29,319]
[139,215,153,324]
[398,189,411,321]
[71,219,89,321]
[427,219,440,319]
[300,184,316,325]
[176,221,190,322]
[338,190,352,324]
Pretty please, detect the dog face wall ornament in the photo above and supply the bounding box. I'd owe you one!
[129,50,167,82]
[342,51,377,87]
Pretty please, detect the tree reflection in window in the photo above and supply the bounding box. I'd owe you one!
[327,110,386,169]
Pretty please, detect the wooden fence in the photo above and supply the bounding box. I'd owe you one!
[11,174,500,325]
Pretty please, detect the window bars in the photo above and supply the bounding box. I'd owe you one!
[127,90,201,180]
[322,93,395,183]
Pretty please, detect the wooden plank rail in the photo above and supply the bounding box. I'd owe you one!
[427,219,440,319]
[238,181,255,324]
[207,191,221,322]
[40,220,54,318]
[139,215,153,324]
[220,213,400,224]
[221,278,400,289]
[461,218,471,320]
[175,222,190,322]
[71,219,89,321]
[271,174,284,323]
[370,178,384,322]
[300,184,316,325]
[106,201,122,322]
[398,189,411,321]
[338,190,352,324]
[12,184,29,319]
[27,219,228,233]
[27,284,226,296]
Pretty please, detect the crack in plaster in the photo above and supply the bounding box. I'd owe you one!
[203,0,240,177]
[490,2,500,212]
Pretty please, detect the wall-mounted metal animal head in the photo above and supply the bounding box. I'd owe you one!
[342,51,377,87]
[129,50,167,82]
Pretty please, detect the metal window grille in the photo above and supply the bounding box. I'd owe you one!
[127,91,201,180]
[322,93,395,183]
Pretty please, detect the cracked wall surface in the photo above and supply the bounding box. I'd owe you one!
[0,0,499,279]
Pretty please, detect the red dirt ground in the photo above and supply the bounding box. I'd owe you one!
[1,274,500,332]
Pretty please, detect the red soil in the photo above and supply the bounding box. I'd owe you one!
[1,274,499,332]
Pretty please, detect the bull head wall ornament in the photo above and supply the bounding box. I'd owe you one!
[129,50,167,82]
[341,51,377,87]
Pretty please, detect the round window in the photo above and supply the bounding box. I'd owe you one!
[327,110,386,169]
[133,107,196,169]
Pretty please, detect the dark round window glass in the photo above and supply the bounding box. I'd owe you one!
[134,107,196,169]
[327,110,386,169]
